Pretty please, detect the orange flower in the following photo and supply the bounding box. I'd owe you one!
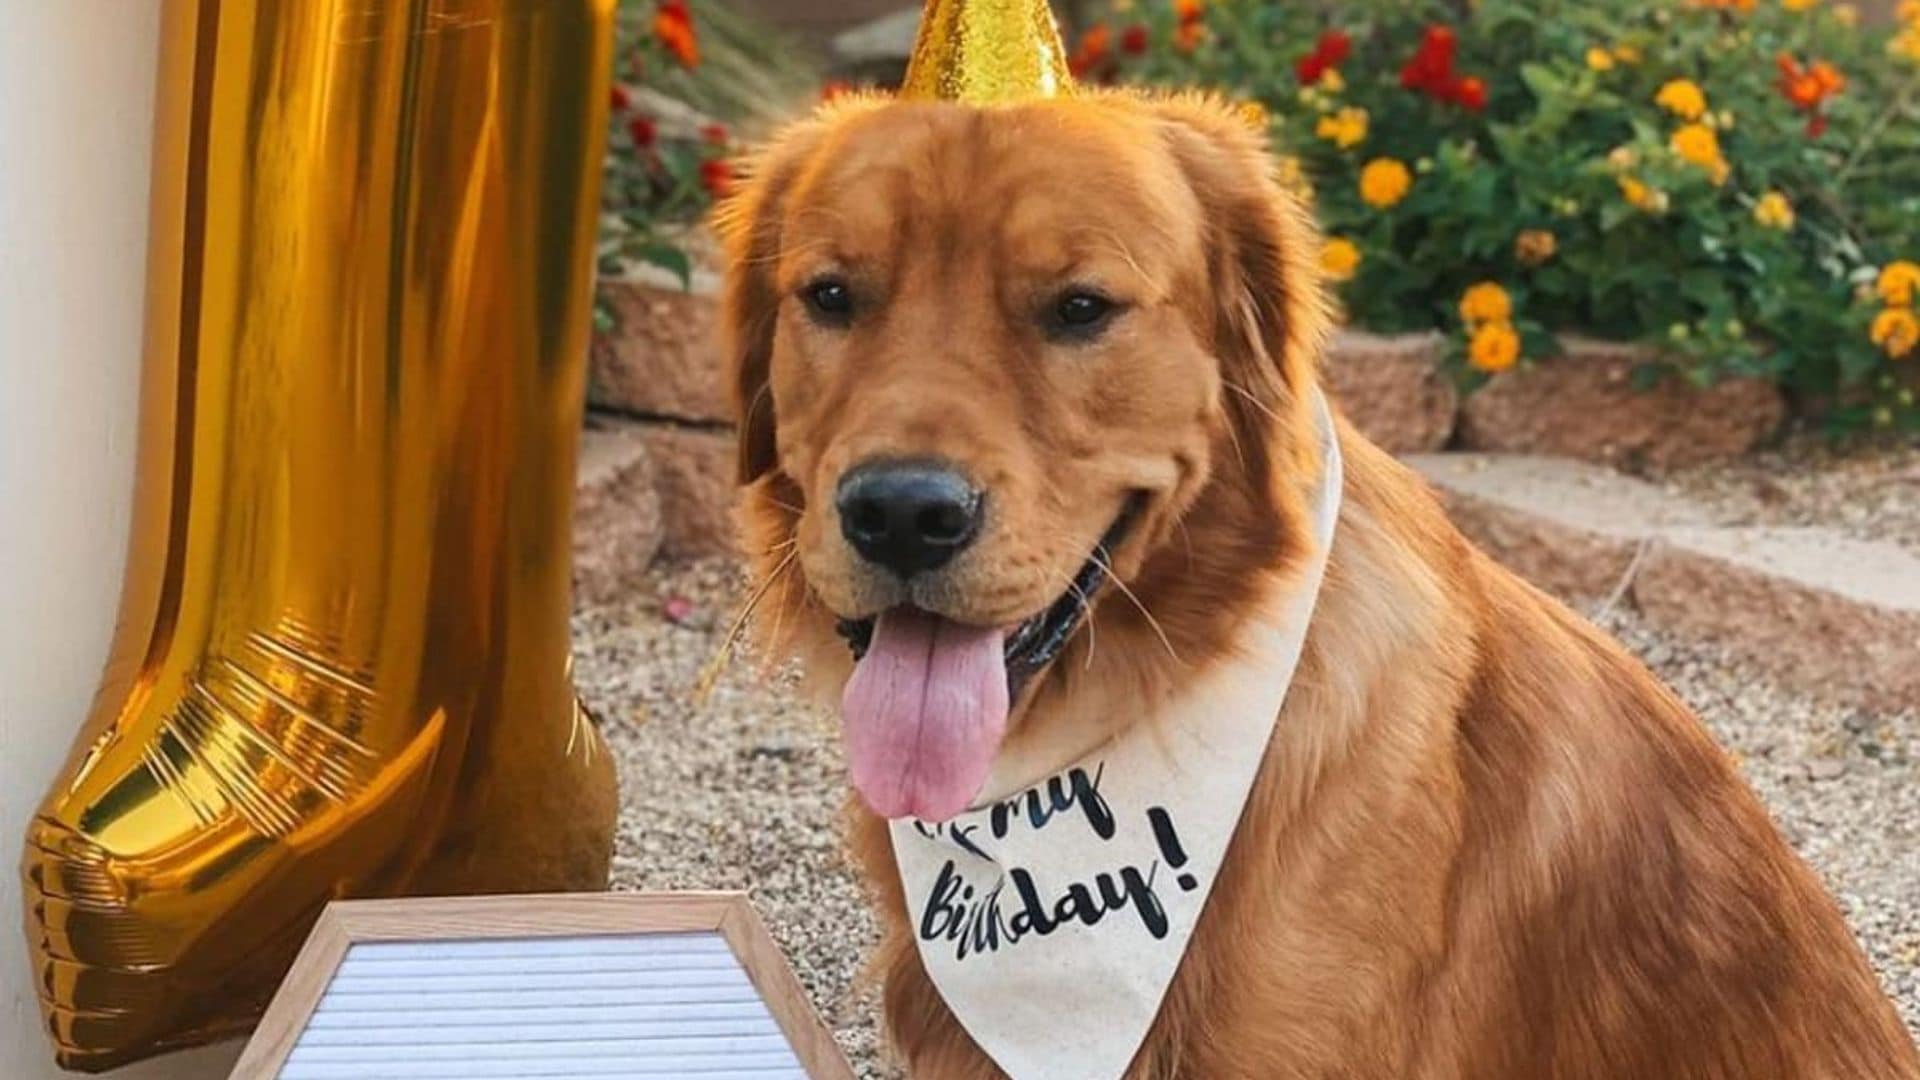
[1174,20,1206,52]
[1175,0,1205,22]
[654,0,699,68]
[1776,54,1845,112]
[1071,23,1113,77]
[1871,308,1919,359]
[1468,322,1522,373]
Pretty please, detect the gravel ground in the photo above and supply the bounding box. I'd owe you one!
[1656,434,1920,555]
[574,557,1920,1074]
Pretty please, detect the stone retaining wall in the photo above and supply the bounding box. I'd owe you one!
[577,276,1904,714]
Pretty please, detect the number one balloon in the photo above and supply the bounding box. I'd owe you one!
[19,0,620,1069]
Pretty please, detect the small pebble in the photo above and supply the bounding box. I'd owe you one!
[1809,758,1851,781]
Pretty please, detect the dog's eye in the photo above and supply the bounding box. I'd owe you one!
[803,278,854,323]
[1051,290,1120,337]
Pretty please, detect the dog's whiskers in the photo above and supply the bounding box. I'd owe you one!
[1224,379,1285,425]
[1065,575,1101,672]
[1218,396,1254,479]
[695,546,798,706]
[1089,549,1183,667]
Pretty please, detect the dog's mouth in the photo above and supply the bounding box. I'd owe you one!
[834,495,1143,690]
[832,495,1144,823]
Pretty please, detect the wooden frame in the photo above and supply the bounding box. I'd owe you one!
[230,892,856,1080]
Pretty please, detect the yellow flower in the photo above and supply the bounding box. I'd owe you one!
[1359,158,1413,209]
[1460,282,1514,325]
[1319,68,1346,93]
[1656,79,1709,120]
[1669,123,1729,184]
[1752,191,1795,230]
[1670,122,1720,167]
[1900,0,1920,23]
[1834,2,1858,23]
[1587,47,1616,71]
[1619,175,1669,213]
[1879,261,1920,307]
[1613,44,1644,65]
[1469,321,1523,373]
[1871,308,1919,359]
[1516,230,1558,266]
[1782,0,1818,11]
[1239,100,1270,128]
[1320,238,1362,282]
[1316,107,1370,149]
[1894,27,1920,63]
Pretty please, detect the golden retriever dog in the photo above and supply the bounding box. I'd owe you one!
[716,91,1920,1078]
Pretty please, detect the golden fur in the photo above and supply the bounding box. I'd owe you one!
[717,91,1920,1078]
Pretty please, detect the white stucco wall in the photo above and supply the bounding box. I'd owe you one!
[0,5,238,1077]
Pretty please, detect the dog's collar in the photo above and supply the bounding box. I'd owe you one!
[886,388,1343,1080]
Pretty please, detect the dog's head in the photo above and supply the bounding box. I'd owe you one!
[719,92,1330,822]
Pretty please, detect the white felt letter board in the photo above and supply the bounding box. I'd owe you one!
[231,893,853,1080]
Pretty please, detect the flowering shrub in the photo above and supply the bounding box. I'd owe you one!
[604,2,740,293]
[1084,0,1920,432]
[601,1,818,302]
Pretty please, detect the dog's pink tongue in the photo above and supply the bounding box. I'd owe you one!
[841,608,1009,823]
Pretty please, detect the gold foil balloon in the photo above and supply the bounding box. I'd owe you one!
[19,0,620,1070]
[901,0,1075,105]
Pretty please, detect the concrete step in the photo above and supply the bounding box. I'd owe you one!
[1413,453,1920,713]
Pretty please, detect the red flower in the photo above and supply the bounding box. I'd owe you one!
[1452,76,1488,111]
[700,158,735,199]
[654,0,699,68]
[1400,26,1457,94]
[1399,25,1485,111]
[1807,113,1829,138]
[627,115,657,149]
[610,83,631,111]
[1121,24,1150,56]
[1295,27,1354,85]
[701,123,729,146]
[1316,30,1353,67]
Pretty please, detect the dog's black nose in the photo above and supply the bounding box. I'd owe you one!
[836,462,982,576]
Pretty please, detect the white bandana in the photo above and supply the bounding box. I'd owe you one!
[889,393,1345,1080]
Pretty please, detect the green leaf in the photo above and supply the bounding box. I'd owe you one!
[1520,63,1567,100]
[637,243,694,291]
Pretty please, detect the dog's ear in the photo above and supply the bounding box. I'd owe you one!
[712,105,858,486]
[1149,95,1331,476]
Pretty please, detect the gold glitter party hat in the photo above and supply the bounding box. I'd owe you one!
[900,0,1075,104]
